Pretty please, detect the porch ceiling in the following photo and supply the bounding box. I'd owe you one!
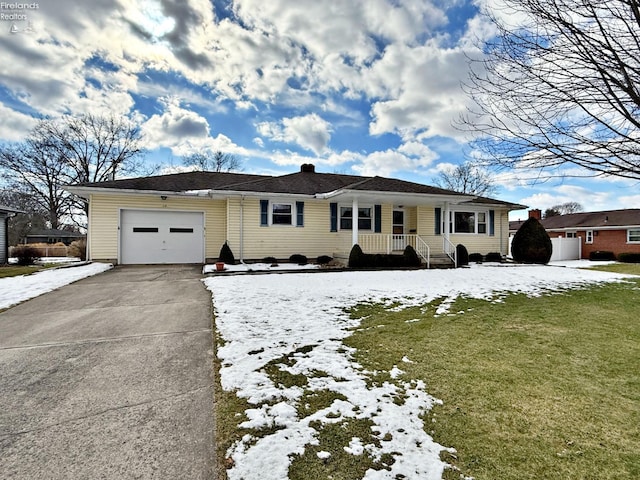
[319,190,471,207]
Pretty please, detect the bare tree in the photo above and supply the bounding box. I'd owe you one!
[462,0,640,180]
[544,202,584,217]
[0,190,47,244]
[182,151,242,172]
[433,162,497,196]
[0,114,145,228]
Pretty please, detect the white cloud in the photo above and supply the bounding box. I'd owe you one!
[141,97,248,157]
[352,149,435,177]
[0,104,39,141]
[257,114,333,155]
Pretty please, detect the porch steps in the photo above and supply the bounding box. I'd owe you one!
[428,253,455,269]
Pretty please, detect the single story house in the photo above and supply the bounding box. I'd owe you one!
[0,205,23,264]
[23,228,85,245]
[510,208,640,259]
[66,164,526,266]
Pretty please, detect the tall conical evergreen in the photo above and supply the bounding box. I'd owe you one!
[511,218,552,264]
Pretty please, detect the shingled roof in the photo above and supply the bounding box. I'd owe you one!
[78,171,268,192]
[70,165,524,209]
[542,209,640,229]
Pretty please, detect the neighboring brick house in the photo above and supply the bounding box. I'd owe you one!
[510,209,640,259]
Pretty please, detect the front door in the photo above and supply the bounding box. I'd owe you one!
[392,209,405,250]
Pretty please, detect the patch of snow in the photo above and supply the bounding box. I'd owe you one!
[389,365,404,379]
[204,264,629,480]
[344,437,365,455]
[402,356,414,363]
[0,263,112,310]
[317,451,331,460]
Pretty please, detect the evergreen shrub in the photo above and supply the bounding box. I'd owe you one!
[289,254,308,265]
[511,218,553,264]
[218,242,236,264]
[403,245,422,267]
[589,251,615,261]
[618,252,640,263]
[469,253,483,263]
[485,252,503,263]
[456,244,469,267]
[316,255,333,265]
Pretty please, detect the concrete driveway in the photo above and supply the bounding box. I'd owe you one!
[0,265,216,479]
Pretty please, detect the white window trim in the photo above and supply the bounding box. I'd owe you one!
[449,209,490,235]
[627,228,640,244]
[269,201,295,226]
[339,204,373,231]
[585,230,594,244]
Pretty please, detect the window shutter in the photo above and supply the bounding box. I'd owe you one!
[330,203,338,232]
[260,200,268,226]
[435,207,441,235]
[489,210,495,236]
[374,205,382,233]
[296,201,304,227]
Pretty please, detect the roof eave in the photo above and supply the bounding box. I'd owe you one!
[64,185,211,199]
[316,189,475,203]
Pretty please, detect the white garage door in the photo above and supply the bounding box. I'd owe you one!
[120,210,204,264]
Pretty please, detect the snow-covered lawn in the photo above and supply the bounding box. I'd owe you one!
[204,264,629,480]
[0,263,112,310]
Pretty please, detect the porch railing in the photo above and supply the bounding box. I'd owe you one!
[442,235,457,268]
[358,234,430,267]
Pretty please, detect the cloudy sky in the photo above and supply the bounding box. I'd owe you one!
[1,0,638,219]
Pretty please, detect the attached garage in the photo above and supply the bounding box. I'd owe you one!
[120,209,205,264]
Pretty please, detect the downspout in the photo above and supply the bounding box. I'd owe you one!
[352,197,359,246]
[239,195,244,262]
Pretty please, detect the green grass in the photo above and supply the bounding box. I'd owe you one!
[345,277,640,480]
[0,265,44,278]
[0,262,72,278]
[584,263,640,276]
[212,265,640,479]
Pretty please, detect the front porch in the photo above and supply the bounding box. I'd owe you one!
[357,233,457,269]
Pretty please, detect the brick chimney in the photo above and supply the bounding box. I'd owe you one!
[528,209,542,220]
[300,163,315,173]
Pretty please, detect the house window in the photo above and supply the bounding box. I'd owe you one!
[586,230,594,244]
[272,203,293,225]
[628,229,640,243]
[452,211,488,234]
[340,206,372,230]
[566,232,576,238]
[477,212,487,234]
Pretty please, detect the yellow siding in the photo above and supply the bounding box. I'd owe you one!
[88,194,226,263]
[226,198,342,260]
[381,205,393,235]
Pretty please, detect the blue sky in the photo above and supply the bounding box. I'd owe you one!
[1,0,639,220]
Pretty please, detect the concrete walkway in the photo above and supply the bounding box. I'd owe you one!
[0,265,216,479]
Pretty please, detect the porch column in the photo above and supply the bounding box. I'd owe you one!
[352,197,359,246]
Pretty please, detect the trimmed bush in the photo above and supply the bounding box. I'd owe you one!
[618,252,640,263]
[316,255,333,265]
[263,256,278,264]
[469,253,483,263]
[403,245,422,267]
[348,244,366,268]
[218,241,236,264]
[68,239,87,261]
[511,217,552,264]
[589,250,615,261]
[14,245,40,266]
[289,254,308,265]
[456,244,469,267]
[485,252,503,263]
